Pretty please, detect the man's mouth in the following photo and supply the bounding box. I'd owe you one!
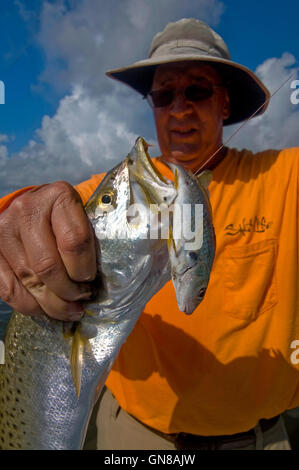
[170,128,198,138]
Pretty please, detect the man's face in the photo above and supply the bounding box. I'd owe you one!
[151,62,230,172]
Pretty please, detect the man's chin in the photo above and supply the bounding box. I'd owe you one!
[165,148,205,172]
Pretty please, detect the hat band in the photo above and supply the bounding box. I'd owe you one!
[150,39,230,60]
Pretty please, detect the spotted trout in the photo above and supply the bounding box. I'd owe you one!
[0,137,215,450]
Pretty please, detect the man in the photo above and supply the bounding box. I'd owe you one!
[0,19,298,450]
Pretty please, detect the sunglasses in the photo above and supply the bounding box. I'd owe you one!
[146,83,224,108]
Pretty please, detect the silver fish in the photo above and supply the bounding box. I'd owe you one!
[0,137,215,450]
[168,166,215,314]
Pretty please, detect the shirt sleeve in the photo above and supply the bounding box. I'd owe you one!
[74,173,105,204]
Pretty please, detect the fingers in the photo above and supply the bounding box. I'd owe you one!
[0,182,98,321]
[50,184,97,282]
[19,204,94,302]
[0,251,43,317]
[19,268,85,321]
[0,254,84,321]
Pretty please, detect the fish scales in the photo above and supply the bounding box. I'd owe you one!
[0,137,215,450]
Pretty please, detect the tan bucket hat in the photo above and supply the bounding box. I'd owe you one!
[106,18,270,126]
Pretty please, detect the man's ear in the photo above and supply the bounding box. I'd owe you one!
[222,88,231,120]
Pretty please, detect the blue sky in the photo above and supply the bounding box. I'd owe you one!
[218,1,299,68]
[0,1,59,152]
[0,0,298,196]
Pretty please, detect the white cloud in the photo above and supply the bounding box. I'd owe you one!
[0,0,225,197]
[0,135,9,165]
[8,3,298,195]
[36,0,224,95]
[0,87,147,196]
[0,146,8,163]
[223,53,299,151]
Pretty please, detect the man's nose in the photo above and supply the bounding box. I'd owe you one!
[169,91,193,118]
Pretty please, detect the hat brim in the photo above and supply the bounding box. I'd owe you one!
[106,55,270,126]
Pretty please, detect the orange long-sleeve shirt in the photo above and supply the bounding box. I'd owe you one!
[1,147,299,435]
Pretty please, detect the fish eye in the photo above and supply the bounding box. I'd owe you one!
[96,190,115,215]
[101,194,112,204]
[198,287,206,299]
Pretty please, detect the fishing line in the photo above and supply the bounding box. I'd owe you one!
[194,68,299,175]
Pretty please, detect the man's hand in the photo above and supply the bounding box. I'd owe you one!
[0,182,97,321]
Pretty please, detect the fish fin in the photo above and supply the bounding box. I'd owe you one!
[84,338,92,354]
[70,326,85,398]
[84,308,95,317]
[174,168,178,190]
[63,329,73,340]
[196,170,213,191]
[63,320,76,339]
[168,226,177,256]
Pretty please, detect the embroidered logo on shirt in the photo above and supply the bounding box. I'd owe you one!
[225,216,273,236]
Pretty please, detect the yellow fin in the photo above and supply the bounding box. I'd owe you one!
[84,308,95,317]
[63,329,73,340]
[63,321,76,340]
[174,168,178,190]
[70,326,85,398]
[167,225,177,256]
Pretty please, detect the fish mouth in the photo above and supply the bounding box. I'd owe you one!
[179,287,207,315]
[174,263,196,278]
[127,137,177,206]
[130,137,168,185]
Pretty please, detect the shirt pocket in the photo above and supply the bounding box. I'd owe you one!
[223,238,278,322]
